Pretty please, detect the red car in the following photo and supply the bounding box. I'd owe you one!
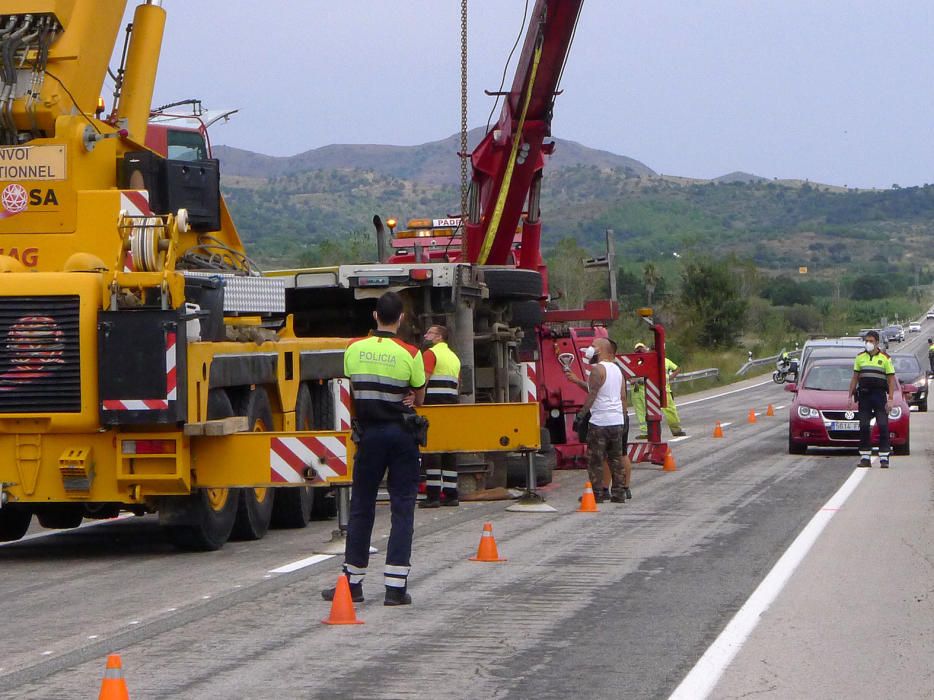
[787,357,913,455]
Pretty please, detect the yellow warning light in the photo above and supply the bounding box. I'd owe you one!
[96,97,106,116]
[386,218,397,229]
[407,218,432,229]
[637,307,654,318]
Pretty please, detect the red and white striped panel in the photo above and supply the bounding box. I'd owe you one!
[330,378,351,431]
[269,435,348,484]
[617,355,638,380]
[628,441,654,462]
[520,362,537,403]
[644,378,661,419]
[119,191,154,272]
[102,332,177,411]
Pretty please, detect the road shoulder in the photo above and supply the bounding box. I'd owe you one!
[712,412,934,699]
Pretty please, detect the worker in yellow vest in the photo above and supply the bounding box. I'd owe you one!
[631,342,685,438]
[419,325,462,507]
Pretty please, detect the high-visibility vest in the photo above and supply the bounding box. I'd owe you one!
[344,331,425,423]
[424,341,461,405]
[853,350,894,392]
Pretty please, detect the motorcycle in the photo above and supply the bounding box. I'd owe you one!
[772,355,798,384]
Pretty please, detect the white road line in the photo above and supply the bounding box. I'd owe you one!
[669,435,691,443]
[678,380,774,407]
[269,553,334,574]
[668,467,867,700]
[0,513,135,548]
[720,422,733,427]
[775,404,786,410]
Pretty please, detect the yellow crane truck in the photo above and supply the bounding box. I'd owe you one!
[0,0,538,550]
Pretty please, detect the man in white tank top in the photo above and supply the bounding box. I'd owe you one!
[565,337,628,503]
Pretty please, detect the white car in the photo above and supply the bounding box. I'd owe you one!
[910,322,922,332]
[927,312,934,319]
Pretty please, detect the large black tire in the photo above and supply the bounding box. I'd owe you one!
[165,488,240,551]
[510,300,543,355]
[894,433,910,456]
[505,429,555,487]
[482,268,543,301]
[0,504,32,542]
[230,387,276,541]
[271,383,314,529]
[509,300,544,328]
[35,505,84,529]
[788,432,807,455]
[165,389,239,551]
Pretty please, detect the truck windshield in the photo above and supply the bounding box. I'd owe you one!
[167,129,208,161]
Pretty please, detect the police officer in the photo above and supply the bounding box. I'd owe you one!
[848,329,896,469]
[322,291,426,606]
[418,324,462,508]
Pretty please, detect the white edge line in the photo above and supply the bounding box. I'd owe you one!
[269,553,334,574]
[668,467,867,700]
[720,422,733,427]
[669,435,691,443]
[0,513,135,547]
[678,380,773,407]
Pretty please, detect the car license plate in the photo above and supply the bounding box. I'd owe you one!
[830,421,860,431]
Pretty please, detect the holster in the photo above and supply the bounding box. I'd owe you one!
[350,418,363,444]
[402,412,430,447]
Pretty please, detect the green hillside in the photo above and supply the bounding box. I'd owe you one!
[215,136,933,365]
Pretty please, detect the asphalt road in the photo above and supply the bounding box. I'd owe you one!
[1,325,931,699]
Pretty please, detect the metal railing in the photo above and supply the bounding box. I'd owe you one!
[670,368,719,384]
[736,350,800,376]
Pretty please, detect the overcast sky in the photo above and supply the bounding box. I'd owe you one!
[128,1,934,189]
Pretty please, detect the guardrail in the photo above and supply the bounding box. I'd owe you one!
[670,368,719,384]
[736,350,800,376]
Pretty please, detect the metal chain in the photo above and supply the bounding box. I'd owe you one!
[459,0,469,256]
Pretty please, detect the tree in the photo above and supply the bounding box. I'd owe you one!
[679,260,748,347]
[546,238,606,308]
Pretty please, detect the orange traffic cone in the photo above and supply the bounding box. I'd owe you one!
[766,404,775,417]
[748,409,757,424]
[98,654,130,700]
[713,421,724,438]
[470,521,507,561]
[577,481,599,512]
[321,574,364,625]
[663,449,677,472]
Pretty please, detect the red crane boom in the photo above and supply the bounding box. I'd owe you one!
[464,0,583,269]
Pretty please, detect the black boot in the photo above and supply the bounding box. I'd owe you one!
[321,579,364,603]
[384,587,412,606]
[418,498,441,509]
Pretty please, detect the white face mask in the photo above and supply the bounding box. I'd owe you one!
[865,342,875,352]
[583,346,597,364]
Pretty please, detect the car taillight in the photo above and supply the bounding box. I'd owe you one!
[122,439,177,455]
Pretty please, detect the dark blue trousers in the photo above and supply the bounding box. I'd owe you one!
[857,389,890,455]
[344,423,420,573]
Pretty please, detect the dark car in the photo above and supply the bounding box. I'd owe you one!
[890,353,928,412]
[882,325,904,343]
[787,358,913,455]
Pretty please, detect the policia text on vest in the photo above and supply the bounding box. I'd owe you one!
[847,332,896,469]
[420,325,462,508]
[322,292,427,607]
